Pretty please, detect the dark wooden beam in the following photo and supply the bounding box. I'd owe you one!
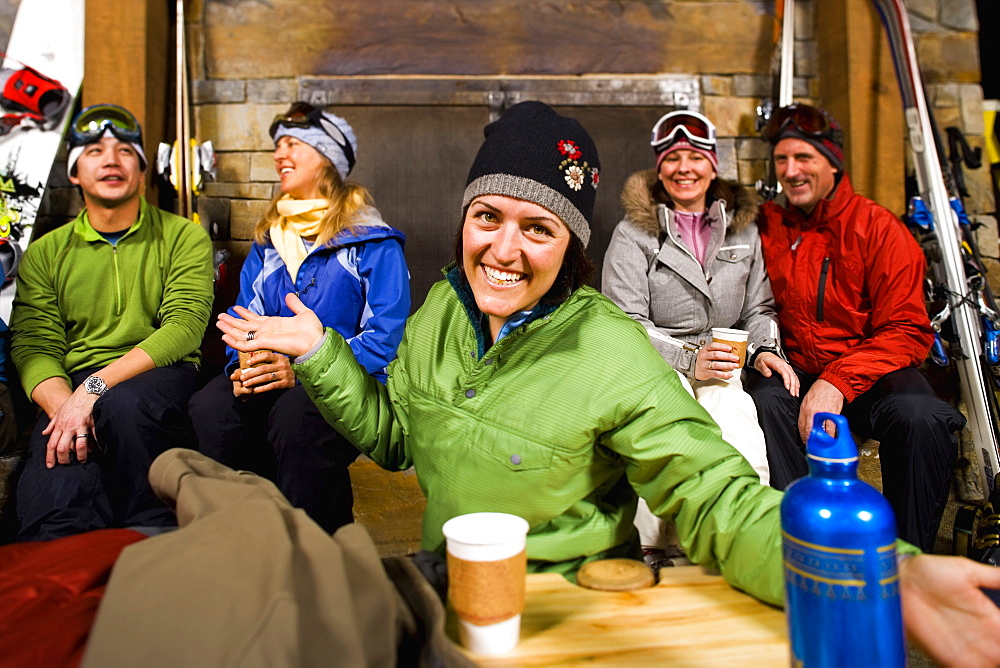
[817,0,905,214]
[84,0,169,201]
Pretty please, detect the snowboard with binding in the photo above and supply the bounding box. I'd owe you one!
[0,0,84,322]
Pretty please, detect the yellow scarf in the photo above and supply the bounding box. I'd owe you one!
[270,196,329,283]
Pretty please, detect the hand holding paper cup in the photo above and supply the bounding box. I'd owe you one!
[711,327,749,369]
[443,512,529,656]
[238,349,270,370]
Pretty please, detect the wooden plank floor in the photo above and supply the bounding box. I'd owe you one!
[349,455,426,557]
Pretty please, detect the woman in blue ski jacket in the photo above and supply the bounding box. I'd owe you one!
[189,102,410,533]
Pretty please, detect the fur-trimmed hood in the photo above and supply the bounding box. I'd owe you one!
[620,168,759,237]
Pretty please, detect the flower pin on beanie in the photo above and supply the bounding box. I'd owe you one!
[462,100,601,247]
[557,139,599,191]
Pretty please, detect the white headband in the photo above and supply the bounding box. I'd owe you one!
[67,128,147,177]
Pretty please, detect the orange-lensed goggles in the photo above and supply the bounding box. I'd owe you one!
[650,110,717,154]
[761,103,843,145]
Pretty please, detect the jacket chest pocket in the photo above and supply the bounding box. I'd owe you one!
[415,418,595,527]
[819,255,867,321]
[490,435,555,472]
[484,432,596,521]
[710,245,752,321]
[716,245,752,265]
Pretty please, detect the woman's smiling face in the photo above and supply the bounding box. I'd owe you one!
[462,195,571,341]
[273,135,327,199]
[658,148,717,213]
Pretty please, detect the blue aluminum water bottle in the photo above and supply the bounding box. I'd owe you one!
[781,413,905,667]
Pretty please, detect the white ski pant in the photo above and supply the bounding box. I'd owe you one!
[635,370,770,549]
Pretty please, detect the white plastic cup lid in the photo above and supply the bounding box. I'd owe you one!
[711,327,749,341]
[442,512,529,562]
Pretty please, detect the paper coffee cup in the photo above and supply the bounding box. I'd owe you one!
[238,349,269,370]
[443,512,529,656]
[711,327,749,368]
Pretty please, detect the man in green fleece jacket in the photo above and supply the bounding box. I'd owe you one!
[10,104,213,541]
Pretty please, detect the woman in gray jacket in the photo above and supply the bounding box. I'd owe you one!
[603,111,798,551]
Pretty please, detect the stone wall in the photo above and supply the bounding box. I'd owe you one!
[192,0,821,292]
[18,0,998,302]
[185,0,996,299]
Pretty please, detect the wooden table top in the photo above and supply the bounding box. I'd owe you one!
[461,565,789,666]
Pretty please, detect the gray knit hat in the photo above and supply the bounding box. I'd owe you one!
[462,101,600,248]
[271,104,358,180]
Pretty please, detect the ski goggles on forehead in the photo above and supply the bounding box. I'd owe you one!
[69,104,142,147]
[268,102,325,136]
[269,102,355,169]
[650,111,717,153]
[761,103,843,145]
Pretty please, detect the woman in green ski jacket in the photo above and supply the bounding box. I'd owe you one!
[216,102,1000,665]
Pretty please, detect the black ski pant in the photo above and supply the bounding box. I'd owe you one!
[15,363,198,542]
[746,366,965,552]
[188,373,359,534]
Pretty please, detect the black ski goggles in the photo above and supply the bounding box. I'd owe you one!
[650,110,717,153]
[69,104,143,148]
[761,103,843,146]
[269,102,355,171]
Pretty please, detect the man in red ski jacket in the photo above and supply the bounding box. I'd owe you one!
[747,103,965,551]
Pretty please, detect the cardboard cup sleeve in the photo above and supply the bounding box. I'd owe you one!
[447,550,527,625]
[711,328,749,369]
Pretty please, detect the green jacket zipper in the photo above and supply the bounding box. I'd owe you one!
[112,245,123,315]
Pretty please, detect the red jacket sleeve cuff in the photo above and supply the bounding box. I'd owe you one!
[817,370,861,403]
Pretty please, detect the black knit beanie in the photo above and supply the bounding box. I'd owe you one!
[462,101,600,248]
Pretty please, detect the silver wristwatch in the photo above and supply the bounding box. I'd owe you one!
[84,375,108,396]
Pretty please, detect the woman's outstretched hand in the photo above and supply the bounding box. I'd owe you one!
[217,293,325,360]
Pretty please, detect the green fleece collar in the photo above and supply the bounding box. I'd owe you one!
[73,197,148,242]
